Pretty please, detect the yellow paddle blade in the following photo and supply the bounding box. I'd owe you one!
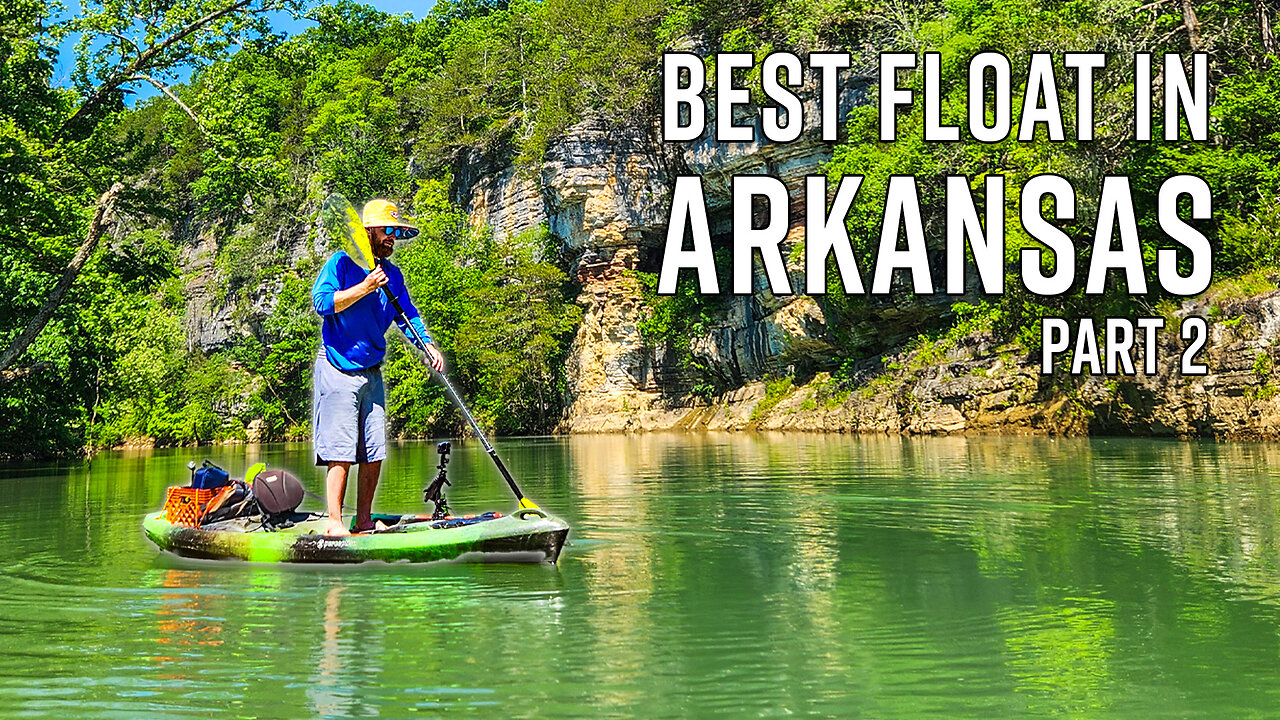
[243,462,266,485]
[320,193,373,270]
[518,497,540,510]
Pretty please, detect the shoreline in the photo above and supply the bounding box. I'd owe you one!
[6,421,1276,465]
[12,289,1280,463]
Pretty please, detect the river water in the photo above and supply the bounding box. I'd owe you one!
[1,433,1279,718]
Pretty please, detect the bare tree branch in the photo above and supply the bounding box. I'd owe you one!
[1257,0,1278,57]
[105,31,142,58]
[60,0,257,134]
[1133,0,1175,14]
[129,73,207,133]
[0,183,125,375]
[1181,0,1202,50]
[0,363,51,384]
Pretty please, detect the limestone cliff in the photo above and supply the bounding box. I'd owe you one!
[450,78,1280,440]
[456,72,875,432]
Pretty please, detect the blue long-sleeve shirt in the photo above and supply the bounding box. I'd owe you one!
[311,252,433,371]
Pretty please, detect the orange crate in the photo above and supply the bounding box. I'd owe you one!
[163,487,216,527]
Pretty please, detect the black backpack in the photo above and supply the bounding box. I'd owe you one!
[202,479,257,525]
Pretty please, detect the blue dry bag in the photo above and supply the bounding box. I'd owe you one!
[191,461,230,490]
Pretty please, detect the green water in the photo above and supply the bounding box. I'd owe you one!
[2,434,1279,718]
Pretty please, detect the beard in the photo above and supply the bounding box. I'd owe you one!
[369,234,395,259]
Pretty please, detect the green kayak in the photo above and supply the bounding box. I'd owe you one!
[143,508,570,564]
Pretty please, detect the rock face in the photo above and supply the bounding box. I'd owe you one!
[562,246,668,431]
[177,201,321,351]
[456,73,873,432]
[458,121,676,430]
[453,96,1280,439]
[180,232,235,350]
[1084,293,1280,439]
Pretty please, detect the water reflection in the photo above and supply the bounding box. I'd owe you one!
[552,433,1280,716]
[1,435,1280,716]
[310,584,353,718]
[1001,596,1117,716]
[154,569,225,661]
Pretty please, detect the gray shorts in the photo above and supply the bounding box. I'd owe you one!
[313,352,386,465]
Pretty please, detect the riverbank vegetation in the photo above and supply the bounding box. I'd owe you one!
[2,0,1278,458]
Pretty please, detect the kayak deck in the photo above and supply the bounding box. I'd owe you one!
[143,508,569,564]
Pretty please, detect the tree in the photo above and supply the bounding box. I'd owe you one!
[0,0,310,378]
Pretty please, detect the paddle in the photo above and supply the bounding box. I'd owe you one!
[319,193,541,511]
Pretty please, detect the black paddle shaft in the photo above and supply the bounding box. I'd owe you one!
[374,276,529,505]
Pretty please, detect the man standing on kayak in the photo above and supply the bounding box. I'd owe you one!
[311,199,445,536]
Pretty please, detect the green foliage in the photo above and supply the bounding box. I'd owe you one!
[183,56,292,214]
[452,234,583,433]
[1206,270,1279,303]
[824,386,851,409]
[660,0,871,49]
[235,271,322,440]
[416,0,664,164]
[387,221,582,436]
[1253,351,1273,382]
[79,265,319,451]
[751,376,794,420]
[634,267,727,397]
[61,0,307,97]
[307,72,408,199]
[1,0,682,456]
[0,0,315,458]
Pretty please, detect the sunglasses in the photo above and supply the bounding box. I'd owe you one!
[380,226,417,239]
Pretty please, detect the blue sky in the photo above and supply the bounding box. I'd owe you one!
[52,0,436,102]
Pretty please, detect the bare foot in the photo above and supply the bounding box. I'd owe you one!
[352,519,389,533]
[324,519,350,536]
